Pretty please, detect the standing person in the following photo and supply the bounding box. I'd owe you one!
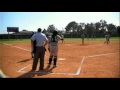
[61,34,65,43]
[104,33,110,44]
[31,28,48,71]
[31,32,36,58]
[47,30,62,68]
[81,33,85,44]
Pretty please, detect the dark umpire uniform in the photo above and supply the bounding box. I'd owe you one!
[31,28,48,71]
[31,32,36,58]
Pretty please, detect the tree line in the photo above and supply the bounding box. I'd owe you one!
[25,19,120,37]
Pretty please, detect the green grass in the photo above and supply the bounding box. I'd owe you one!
[92,37,119,41]
[0,37,119,44]
[65,37,119,41]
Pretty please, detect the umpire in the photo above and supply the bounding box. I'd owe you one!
[31,28,48,71]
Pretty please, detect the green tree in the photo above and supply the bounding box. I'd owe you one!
[85,23,94,39]
[47,24,56,33]
[42,28,47,34]
[65,21,77,33]
[107,24,117,36]
[100,19,107,29]
[99,20,107,37]
[95,22,101,37]
[78,23,85,34]
[117,26,120,37]
[77,23,82,33]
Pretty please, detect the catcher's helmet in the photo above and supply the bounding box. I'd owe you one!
[53,30,58,35]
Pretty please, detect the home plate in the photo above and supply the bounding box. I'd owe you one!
[58,58,66,60]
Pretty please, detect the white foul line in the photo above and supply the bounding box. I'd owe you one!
[88,52,119,58]
[17,57,85,76]
[78,56,85,75]
[18,67,81,75]
[4,43,31,52]
[17,64,32,72]
[78,52,119,75]
[80,56,85,64]
[75,67,81,75]
[4,43,82,75]
[17,52,118,76]
[5,43,118,76]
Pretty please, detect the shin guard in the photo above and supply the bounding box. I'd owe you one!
[48,56,53,65]
[53,56,57,65]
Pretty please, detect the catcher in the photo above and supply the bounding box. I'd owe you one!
[47,30,62,68]
[47,34,51,52]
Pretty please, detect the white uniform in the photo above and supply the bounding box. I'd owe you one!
[49,35,61,56]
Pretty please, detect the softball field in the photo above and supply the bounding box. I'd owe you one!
[0,38,119,78]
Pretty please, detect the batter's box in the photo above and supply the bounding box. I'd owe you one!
[17,57,84,75]
[81,53,119,78]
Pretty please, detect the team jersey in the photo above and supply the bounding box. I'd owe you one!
[81,34,85,38]
[48,35,61,46]
[105,34,110,39]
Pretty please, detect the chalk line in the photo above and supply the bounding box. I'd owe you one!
[4,43,31,52]
[17,57,84,76]
[88,52,119,58]
[18,67,81,76]
[17,64,32,72]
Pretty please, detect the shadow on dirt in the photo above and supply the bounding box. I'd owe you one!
[17,66,56,78]
[17,58,33,63]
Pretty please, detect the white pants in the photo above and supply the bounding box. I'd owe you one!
[50,46,58,56]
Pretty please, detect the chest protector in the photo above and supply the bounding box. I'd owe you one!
[50,36,58,46]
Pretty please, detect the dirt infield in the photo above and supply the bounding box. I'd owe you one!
[0,40,119,78]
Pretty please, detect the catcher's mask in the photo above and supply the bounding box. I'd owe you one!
[53,30,58,36]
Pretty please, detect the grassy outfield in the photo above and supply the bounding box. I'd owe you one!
[65,37,119,42]
[0,37,119,44]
